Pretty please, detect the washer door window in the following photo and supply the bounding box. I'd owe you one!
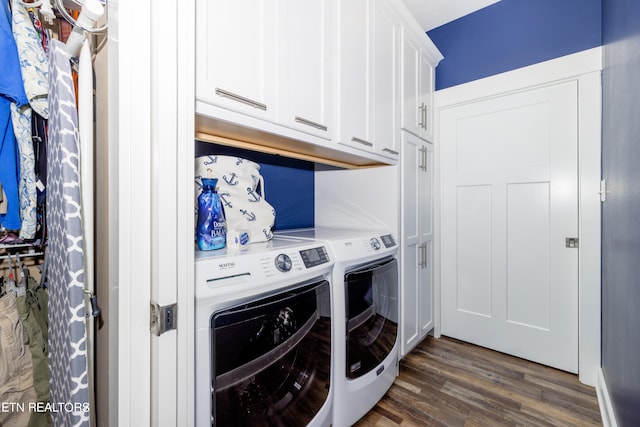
[210,279,331,426]
[345,257,398,379]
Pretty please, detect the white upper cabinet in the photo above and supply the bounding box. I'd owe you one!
[195,0,332,139]
[336,0,400,160]
[336,0,372,153]
[277,0,333,139]
[399,14,442,142]
[195,0,278,122]
[194,0,442,166]
[372,1,400,158]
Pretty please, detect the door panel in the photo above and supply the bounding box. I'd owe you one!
[506,182,550,329]
[456,185,492,317]
[441,81,579,372]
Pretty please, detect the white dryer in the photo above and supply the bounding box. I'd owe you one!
[194,236,335,426]
[275,228,400,427]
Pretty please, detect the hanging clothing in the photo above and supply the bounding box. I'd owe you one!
[11,0,49,239]
[17,272,51,427]
[11,0,49,119]
[10,103,38,239]
[46,38,90,427]
[27,9,49,53]
[0,0,28,232]
[0,184,7,214]
[0,291,38,427]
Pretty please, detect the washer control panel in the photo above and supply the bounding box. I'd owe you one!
[265,246,330,275]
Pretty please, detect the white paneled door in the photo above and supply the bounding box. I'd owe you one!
[440,81,579,373]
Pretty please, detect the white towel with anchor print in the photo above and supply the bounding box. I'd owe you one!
[195,155,275,243]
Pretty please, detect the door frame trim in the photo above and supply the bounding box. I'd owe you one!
[435,47,602,386]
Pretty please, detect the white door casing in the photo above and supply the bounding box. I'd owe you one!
[436,47,602,384]
[110,0,195,425]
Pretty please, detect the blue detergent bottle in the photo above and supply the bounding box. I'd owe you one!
[197,178,227,250]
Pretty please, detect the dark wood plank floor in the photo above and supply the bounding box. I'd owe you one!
[355,336,602,427]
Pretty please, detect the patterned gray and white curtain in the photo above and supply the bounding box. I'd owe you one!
[46,38,90,427]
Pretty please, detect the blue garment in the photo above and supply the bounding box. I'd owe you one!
[1,0,28,231]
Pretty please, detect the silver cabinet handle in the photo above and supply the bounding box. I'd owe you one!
[294,116,328,132]
[423,103,428,131]
[215,88,267,111]
[351,137,373,147]
[424,145,428,172]
[419,146,427,171]
[424,243,428,268]
[382,147,399,155]
[418,103,426,129]
[419,242,427,268]
[423,145,428,172]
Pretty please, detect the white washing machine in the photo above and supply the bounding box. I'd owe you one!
[275,228,400,427]
[195,236,335,426]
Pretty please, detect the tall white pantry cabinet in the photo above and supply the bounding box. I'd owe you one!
[106,0,441,425]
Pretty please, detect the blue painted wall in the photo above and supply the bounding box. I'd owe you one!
[195,141,314,230]
[601,0,640,424]
[427,0,602,90]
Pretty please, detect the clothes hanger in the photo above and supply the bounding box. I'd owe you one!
[18,0,56,26]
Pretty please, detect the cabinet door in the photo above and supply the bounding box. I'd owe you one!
[400,28,436,142]
[400,28,422,138]
[400,132,421,357]
[371,0,399,159]
[337,0,373,152]
[419,50,435,141]
[195,0,277,121]
[278,0,332,139]
[400,132,434,358]
[419,143,434,334]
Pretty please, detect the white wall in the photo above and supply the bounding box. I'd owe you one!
[314,165,400,235]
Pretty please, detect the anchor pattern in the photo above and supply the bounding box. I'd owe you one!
[220,193,232,208]
[263,228,274,240]
[195,155,275,242]
[203,155,217,166]
[223,172,238,186]
[247,187,261,202]
[240,209,256,221]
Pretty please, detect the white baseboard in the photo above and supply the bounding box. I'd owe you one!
[596,368,618,427]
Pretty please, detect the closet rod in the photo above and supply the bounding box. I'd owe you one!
[0,251,44,262]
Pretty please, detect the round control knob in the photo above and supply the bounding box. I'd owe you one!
[275,254,292,272]
[370,238,381,250]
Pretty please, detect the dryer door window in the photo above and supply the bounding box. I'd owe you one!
[345,257,398,379]
[210,279,331,426]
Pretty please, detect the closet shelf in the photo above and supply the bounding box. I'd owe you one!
[0,242,46,260]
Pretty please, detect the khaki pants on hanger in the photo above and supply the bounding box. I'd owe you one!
[0,291,37,427]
